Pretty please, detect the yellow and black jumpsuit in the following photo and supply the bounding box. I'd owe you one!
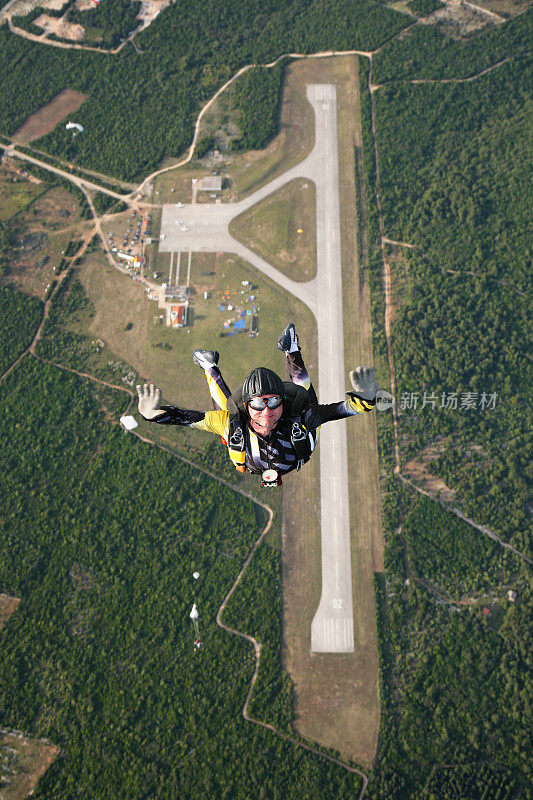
[143,351,373,476]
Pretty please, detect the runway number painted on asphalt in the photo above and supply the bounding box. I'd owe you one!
[332,598,343,609]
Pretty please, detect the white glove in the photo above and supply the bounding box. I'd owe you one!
[136,383,165,419]
[348,366,379,404]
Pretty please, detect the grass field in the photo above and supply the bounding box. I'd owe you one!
[229,178,317,282]
[0,186,43,222]
[78,246,317,412]
[281,54,384,767]
[0,169,47,223]
[2,178,89,300]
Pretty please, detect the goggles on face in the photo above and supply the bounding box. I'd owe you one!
[248,395,283,411]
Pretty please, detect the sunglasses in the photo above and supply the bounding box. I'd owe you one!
[248,396,283,411]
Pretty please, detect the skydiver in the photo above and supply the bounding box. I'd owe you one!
[136,323,380,487]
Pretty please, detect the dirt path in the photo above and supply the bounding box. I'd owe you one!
[6,14,145,56]
[367,56,401,476]
[382,237,415,249]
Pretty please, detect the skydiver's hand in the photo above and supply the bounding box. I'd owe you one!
[348,366,379,404]
[136,383,165,420]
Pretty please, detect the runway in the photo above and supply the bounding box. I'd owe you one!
[307,85,353,653]
[160,84,354,652]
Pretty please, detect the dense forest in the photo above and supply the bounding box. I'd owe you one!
[0,285,42,373]
[400,497,521,597]
[368,566,531,800]
[232,62,287,151]
[372,10,531,82]
[371,55,531,550]
[0,0,408,180]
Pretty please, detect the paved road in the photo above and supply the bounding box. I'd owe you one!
[160,84,354,652]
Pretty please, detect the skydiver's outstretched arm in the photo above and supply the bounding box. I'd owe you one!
[277,323,318,404]
[277,324,380,427]
[192,349,231,411]
[136,383,231,438]
[303,366,380,429]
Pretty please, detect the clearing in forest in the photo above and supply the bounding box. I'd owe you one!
[403,439,457,502]
[32,14,85,40]
[0,730,59,800]
[12,89,87,144]
[420,1,500,36]
[0,594,20,631]
[2,174,86,300]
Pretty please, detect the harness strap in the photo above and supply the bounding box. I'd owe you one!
[225,382,314,473]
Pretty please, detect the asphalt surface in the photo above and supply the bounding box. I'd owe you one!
[160,84,354,652]
[307,85,354,653]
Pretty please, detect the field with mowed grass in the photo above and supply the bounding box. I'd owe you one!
[77,245,317,411]
[230,178,317,282]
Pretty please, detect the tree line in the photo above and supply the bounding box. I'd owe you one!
[0,285,42,373]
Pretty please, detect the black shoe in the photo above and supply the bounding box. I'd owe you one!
[277,323,300,354]
[193,350,219,370]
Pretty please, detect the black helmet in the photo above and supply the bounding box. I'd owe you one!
[242,367,285,405]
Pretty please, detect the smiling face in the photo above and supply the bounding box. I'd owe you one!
[247,394,284,436]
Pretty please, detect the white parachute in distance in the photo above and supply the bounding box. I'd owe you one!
[119,415,138,431]
[190,603,202,651]
[66,122,84,134]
